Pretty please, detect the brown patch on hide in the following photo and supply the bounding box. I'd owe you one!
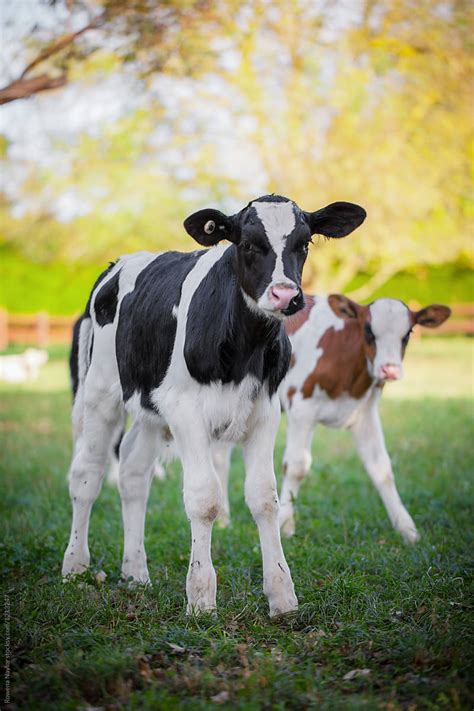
[205,505,220,522]
[287,386,296,407]
[302,316,373,401]
[162,426,173,442]
[290,353,296,368]
[285,294,315,335]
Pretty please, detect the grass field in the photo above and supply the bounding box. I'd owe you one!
[1,338,473,709]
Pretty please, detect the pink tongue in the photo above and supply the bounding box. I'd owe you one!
[269,286,298,310]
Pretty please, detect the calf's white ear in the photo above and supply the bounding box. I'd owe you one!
[304,202,366,238]
[328,294,360,320]
[184,208,234,246]
[414,304,451,328]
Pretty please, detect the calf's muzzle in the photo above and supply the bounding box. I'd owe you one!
[379,364,402,381]
[269,284,304,316]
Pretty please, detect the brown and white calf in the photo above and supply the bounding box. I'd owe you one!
[278,294,451,542]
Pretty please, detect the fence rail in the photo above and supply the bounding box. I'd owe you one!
[0,310,78,350]
[0,304,473,350]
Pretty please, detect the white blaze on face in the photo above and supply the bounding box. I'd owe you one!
[253,201,296,312]
[369,299,412,380]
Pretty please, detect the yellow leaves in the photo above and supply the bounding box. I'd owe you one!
[370,36,416,59]
[69,50,120,82]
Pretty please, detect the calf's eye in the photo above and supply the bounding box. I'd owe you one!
[241,240,254,253]
[364,323,375,345]
[402,328,413,345]
[297,239,312,255]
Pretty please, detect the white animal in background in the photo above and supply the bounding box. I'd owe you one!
[0,348,48,384]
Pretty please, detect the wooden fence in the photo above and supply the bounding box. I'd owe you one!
[0,304,473,350]
[0,310,78,350]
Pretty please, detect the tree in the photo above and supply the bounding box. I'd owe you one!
[0,0,223,105]
[1,0,472,314]
[218,0,473,294]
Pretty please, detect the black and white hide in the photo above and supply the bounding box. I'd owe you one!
[62,194,366,616]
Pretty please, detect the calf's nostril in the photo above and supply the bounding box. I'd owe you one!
[381,364,400,380]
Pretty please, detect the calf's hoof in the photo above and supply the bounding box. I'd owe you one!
[269,592,298,618]
[122,560,151,585]
[186,601,217,616]
[265,566,298,617]
[399,524,420,544]
[62,548,90,578]
[186,564,217,614]
[394,512,420,544]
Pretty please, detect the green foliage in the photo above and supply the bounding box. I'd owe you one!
[1,339,473,709]
[1,0,472,308]
[345,261,474,307]
[225,0,474,294]
[1,248,471,315]
[0,248,102,315]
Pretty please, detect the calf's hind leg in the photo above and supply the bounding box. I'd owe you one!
[244,395,298,617]
[119,419,162,584]
[350,400,419,543]
[212,442,233,528]
[62,380,122,577]
[279,409,314,536]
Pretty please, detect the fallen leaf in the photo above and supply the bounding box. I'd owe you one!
[167,642,186,654]
[270,647,283,662]
[343,668,371,681]
[389,608,404,621]
[211,690,230,704]
[137,656,152,681]
[95,570,107,584]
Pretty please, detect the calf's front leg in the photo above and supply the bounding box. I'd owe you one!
[351,399,419,543]
[171,414,223,613]
[243,395,298,616]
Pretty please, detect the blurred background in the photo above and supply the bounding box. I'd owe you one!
[0,0,472,345]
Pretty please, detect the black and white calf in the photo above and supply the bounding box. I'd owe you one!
[62,195,366,616]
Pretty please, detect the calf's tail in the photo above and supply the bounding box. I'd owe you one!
[69,315,94,464]
[70,314,93,400]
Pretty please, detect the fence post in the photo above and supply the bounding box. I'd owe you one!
[0,309,8,350]
[36,311,50,348]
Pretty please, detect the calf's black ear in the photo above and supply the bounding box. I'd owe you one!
[183,208,234,246]
[304,202,366,238]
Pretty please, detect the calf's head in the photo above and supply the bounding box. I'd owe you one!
[184,195,366,319]
[328,295,451,382]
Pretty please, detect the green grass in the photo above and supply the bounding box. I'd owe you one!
[1,339,473,709]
